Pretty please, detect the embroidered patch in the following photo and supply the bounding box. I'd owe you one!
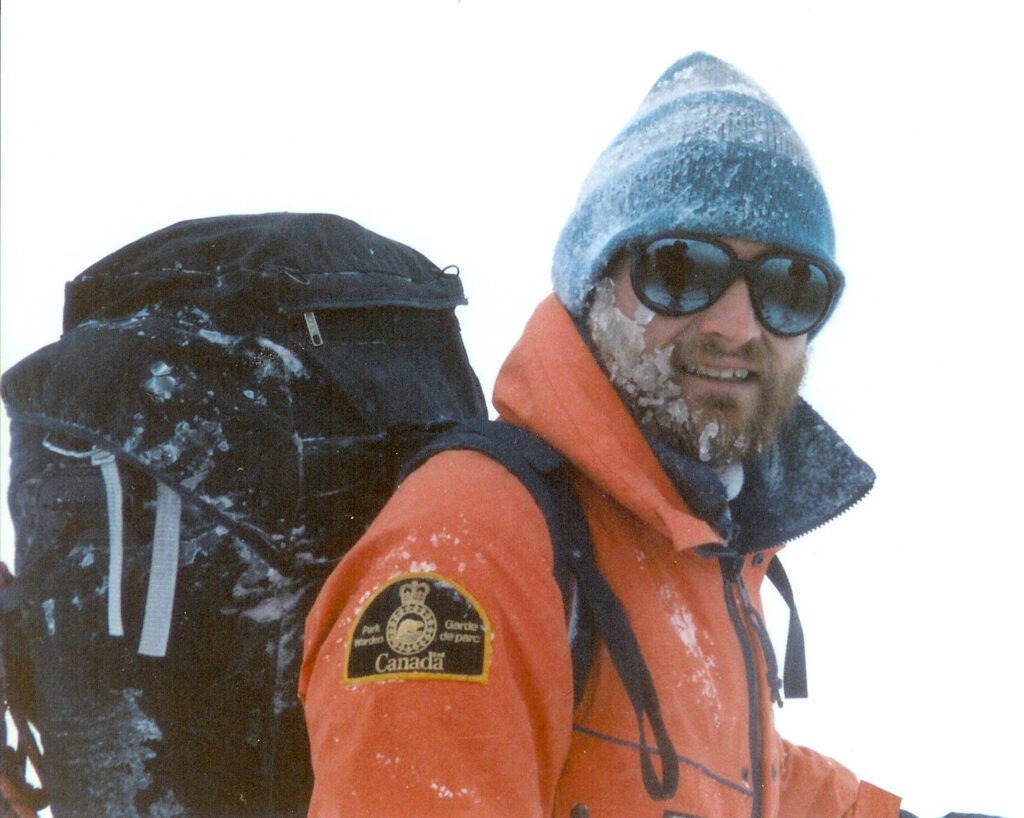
[344,573,491,684]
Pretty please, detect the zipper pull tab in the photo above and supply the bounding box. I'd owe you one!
[721,551,744,580]
[303,311,323,346]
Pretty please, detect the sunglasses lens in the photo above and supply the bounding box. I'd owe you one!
[635,238,732,315]
[753,257,833,335]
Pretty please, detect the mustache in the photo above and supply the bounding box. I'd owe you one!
[668,337,772,371]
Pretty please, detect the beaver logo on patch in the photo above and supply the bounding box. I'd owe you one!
[385,580,437,655]
[344,572,491,685]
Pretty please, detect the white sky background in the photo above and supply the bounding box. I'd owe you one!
[1,2,1021,815]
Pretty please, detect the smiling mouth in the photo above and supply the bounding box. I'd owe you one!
[684,363,753,382]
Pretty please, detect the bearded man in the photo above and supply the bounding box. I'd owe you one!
[301,52,904,817]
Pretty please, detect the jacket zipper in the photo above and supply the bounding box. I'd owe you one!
[720,553,763,818]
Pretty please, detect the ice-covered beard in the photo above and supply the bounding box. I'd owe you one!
[586,278,806,467]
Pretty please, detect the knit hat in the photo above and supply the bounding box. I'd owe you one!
[552,52,839,317]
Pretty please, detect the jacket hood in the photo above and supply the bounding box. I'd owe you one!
[495,296,721,549]
[494,295,874,552]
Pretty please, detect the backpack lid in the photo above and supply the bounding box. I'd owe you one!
[4,213,484,565]
[64,212,467,330]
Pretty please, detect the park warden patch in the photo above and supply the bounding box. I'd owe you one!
[344,573,491,684]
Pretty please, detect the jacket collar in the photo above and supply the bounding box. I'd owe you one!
[649,398,875,552]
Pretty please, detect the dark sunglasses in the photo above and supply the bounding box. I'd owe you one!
[628,233,843,337]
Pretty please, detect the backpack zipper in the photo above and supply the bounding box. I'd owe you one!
[303,311,323,346]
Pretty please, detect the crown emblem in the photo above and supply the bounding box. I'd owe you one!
[399,580,430,606]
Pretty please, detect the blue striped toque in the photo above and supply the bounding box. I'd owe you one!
[552,52,838,318]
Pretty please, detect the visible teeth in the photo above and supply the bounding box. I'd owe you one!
[686,364,750,381]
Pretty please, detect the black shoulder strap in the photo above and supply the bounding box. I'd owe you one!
[398,418,585,660]
[766,556,808,699]
[403,419,680,801]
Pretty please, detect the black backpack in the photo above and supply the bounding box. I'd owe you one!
[0,213,680,817]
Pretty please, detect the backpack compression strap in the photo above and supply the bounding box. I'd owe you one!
[40,438,182,658]
[401,419,680,801]
[89,450,125,638]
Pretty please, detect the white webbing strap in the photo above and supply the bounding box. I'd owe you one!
[137,482,182,658]
[91,450,125,638]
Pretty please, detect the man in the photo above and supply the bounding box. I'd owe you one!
[299,52,895,817]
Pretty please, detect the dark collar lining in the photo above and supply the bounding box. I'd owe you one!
[650,398,875,552]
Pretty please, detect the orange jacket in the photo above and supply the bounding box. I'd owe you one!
[300,295,901,817]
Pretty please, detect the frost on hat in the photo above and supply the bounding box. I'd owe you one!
[552,52,838,316]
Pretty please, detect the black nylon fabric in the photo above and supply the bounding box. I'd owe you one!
[63,212,468,330]
[0,213,488,817]
[5,422,322,817]
[3,213,487,568]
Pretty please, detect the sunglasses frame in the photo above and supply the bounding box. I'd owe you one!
[628,232,844,338]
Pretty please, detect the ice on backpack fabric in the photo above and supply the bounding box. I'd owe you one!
[64,688,179,818]
[42,598,56,635]
[256,337,308,379]
[145,361,176,402]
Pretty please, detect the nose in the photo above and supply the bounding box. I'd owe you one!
[692,278,762,346]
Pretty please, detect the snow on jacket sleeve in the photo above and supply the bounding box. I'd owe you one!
[299,450,575,818]
[776,737,901,817]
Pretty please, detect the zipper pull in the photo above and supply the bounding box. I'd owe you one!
[720,551,744,580]
[734,562,785,706]
[303,311,323,346]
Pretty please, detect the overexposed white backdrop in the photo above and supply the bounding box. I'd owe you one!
[2,2,1021,816]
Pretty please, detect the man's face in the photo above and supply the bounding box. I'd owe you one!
[587,237,808,466]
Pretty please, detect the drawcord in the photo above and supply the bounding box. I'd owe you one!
[707,545,807,704]
[41,437,182,658]
[735,580,785,706]
[734,555,809,703]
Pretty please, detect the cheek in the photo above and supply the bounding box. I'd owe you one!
[642,315,697,351]
[771,336,808,375]
[611,268,641,319]
[608,263,694,351]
